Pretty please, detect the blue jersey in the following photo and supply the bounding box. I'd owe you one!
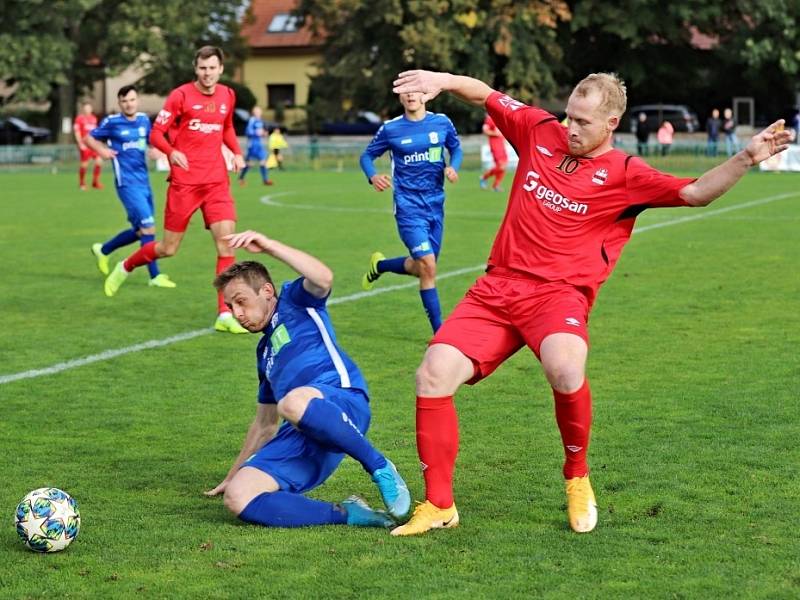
[359,112,463,200]
[90,113,151,189]
[246,117,265,148]
[256,278,368,404]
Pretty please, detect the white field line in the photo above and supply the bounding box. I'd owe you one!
[1,190,796,386]
[261,192,502,218]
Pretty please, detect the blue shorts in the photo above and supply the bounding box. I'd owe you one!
[117,186,155,230]
[394,191,445,259]
[242,385,371,494]
[246,144,267,162]
[396,211,444,259]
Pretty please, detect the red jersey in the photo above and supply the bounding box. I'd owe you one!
[150,82,241,185]
[74,114,97,141]
[485,91,694,303]
[483,114,507,158]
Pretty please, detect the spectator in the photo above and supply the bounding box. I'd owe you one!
[635,112,650,156]
[268,127,289,170]
[723,108,738,156]
[793,109,800,144]
[657,120,674,156]
[706,108,721,157]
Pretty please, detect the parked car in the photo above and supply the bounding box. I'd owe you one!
[0,117,52,144]
[232,108,280,136]
[320,111,383,135]
[627,104,700,133]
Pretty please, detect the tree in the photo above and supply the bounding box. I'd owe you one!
[560,0,800,126]
[296,0,572,132]
[0,0,250,138]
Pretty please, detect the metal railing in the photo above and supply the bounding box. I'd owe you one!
[0,136,735,174]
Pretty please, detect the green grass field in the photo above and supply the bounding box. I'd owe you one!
[1,166,798,598]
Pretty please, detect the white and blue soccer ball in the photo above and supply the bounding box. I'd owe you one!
[15,488,80,552]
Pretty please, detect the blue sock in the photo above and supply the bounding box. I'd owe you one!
[259,165,269,182]
[239,491,347,527]
[377,256,408,275]
[298,398,386,474]
[101,228,138,256]
[420,287,442,332]
[139,234,160,278]
[239,165,249,180]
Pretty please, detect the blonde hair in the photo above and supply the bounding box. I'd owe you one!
[572,73,627,117]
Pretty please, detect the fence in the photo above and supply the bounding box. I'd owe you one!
[0,136,738,174]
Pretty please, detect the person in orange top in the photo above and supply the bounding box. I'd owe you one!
[73,101,103,190]
[657,120,674,156]
[479,114,508,192]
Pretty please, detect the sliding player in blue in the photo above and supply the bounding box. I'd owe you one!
[85,85,174,288]
[359,92,462,333]
[238,106,273,186]
[205,229,411,528]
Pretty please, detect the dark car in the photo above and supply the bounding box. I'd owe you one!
[233,108,280,136]
[0,117,52,144]
[320,111,383,135]
[627,104,700,134]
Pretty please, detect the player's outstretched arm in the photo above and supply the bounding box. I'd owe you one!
[204,403,278,496]
[393,70,495,107]
[680,119,792,207]
[224,230,334,298]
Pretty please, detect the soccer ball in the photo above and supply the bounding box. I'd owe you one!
[15,488,80,552]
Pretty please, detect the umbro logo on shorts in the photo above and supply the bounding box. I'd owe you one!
[565,317,581,326]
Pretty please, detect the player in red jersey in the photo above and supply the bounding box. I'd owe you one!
[479,114,507,192]
[103,46,248,334]
[74,102,103,190]
[389,69,792,536]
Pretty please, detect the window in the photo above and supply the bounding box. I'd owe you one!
[267,13,298,33]
[267,84,295,109]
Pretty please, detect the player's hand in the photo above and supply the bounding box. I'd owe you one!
[370,174,392,192]
[169,149,190,171]
[744,119,793,165]
[393,70,447,103]
[204,481,228,496]
[445,166,459,183]
[232,154,246,173]
[224,230,273,254]
[96,147,117,160]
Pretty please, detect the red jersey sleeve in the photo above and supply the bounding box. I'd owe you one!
[150,88,185,155]
[625,156,695,208]
[485,91,557,151]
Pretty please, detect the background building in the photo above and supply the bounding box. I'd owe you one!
[240,0,322,130]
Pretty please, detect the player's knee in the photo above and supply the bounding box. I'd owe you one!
[416,356,452,394]
[543,361,584,394]
[159,243,178,257]
[276,388,314,423]
[419,260,437,279]
[223,483,249,516]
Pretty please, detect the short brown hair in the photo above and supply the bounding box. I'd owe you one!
[572,73,627,117]
[213,261,273,292]
[193,45,224,66]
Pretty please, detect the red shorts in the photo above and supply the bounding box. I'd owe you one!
[79,148,98,162]
[164,181,236,232]
[431,269,590,384]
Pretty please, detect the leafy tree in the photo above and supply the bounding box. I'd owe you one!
[296,0,572,132]
[561,0,799,126]
[0,0,250,138]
